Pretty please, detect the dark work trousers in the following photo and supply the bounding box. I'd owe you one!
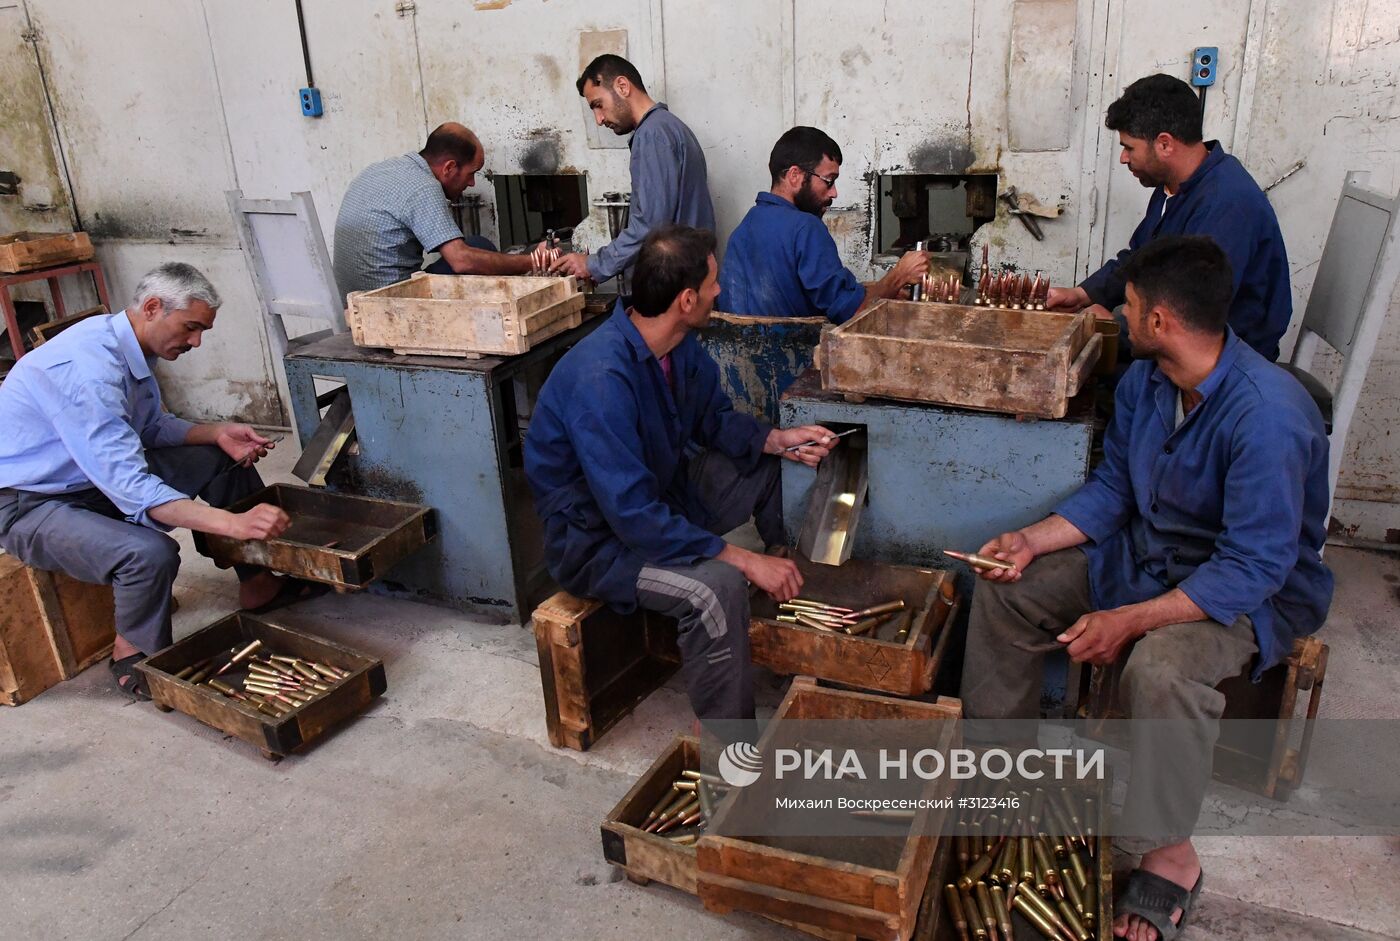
[960,547,1257,854]
[0,445,265,655]
[632,450,784,723]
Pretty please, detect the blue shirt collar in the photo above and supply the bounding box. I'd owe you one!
[111,312,153,381]
[1174,140,1227,198]
[611,298,656,363]
[634,103,669,132]
[406,152,432,174]
[755,191,798,211]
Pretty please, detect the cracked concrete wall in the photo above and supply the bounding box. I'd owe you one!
[3,0,1398,512]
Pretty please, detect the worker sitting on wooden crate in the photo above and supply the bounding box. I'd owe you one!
[960,236,1332,941]
[1044,73,1293,363]
[717,126,929,322]
[525,225,840,723]
[548,55,714,286]
[333,122,549,304]
[0,263,306,700]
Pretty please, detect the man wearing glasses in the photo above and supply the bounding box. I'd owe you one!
[718,127,928,322]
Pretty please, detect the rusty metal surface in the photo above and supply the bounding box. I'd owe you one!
[700,313,824,425]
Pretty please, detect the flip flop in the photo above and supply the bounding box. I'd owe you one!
[244,577,331,615]
[1115,867,1204,941]
[109,653,151,701]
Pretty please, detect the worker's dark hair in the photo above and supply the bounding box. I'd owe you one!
[1105,73,1204,144]
[420,123,479,166]
[576,54,647,96]
[632,225,716,318]
[768,126,843,184]
[1121,235,1233,334]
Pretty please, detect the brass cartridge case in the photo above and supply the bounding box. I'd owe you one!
[207,679,238,696]
[1012,893,1062,941]
[845,599,905,620]
[291,662,320,682]
[1058,898,1091,941]
[974,882,999,937]
[310,662,340,681]
[945,884,971,941]
[994,834,1018,885]
[1067,848,1090,893]
[1061,867,1086,916]
[1018,884,1076,941]
[958,837,1004,891]
[961,890,988,941]
[1019,835,1036,883]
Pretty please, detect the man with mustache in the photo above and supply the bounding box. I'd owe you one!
[717,127,929,322]
[0,263,310,701]
[549,55,714,286]
[1044,74,1292,362]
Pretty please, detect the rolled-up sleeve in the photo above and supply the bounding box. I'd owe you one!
[46,374,188,528]
[1176,414,1312,626]
[1053,369,1141,542]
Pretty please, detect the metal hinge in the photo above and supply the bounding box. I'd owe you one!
[394,0,416,16]
[20,26,40,43]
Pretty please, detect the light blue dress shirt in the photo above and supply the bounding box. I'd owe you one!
[0,313,194,528]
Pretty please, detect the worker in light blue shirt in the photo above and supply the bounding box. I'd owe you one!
[718,127,929,322]
[0,263,311,700]
[1046,74,1292,361]
[549,55,715,285]
[961,236,1331,941]
[526,225,841,723]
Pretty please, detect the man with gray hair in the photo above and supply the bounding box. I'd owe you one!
[0,262,308,700]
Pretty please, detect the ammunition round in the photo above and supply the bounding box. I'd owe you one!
[1012,893,1062,941]
[961,890,988,941]
[943,884,969,941]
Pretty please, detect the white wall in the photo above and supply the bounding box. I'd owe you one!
[5,0,1399,518]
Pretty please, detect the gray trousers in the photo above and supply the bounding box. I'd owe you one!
[960,548,1257,853]
[633,450,784,722]
[0,445,265,655]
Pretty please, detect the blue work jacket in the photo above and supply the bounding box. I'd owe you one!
[524,303,771,609]
[1080,142,1292,362]
[1054,331,1333,678]
[717,192,866,323]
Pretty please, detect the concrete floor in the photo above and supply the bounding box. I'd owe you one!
[2,444,1398,940]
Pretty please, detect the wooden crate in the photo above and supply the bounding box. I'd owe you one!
[602,734,869,941]
[1080,635,1329,799]
[346,272,588,358]
[138,612,386,758]
[532,591,680,751]
[192,484,436,590]
[749,559,959,697]
[0,552,115,706]
[697,679,963,941]
[31,305,107,346]
[819,300,1102,418]
[0,231,94,273]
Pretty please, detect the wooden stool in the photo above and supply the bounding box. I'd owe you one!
[0,552,116,705]
[1079,635,1329,799]
[532,591,679,751]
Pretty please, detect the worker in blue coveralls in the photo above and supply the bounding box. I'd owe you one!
[1045,74,1293,362]
[962,236,1331,941]
[525,225,842,722]
[548,56,715,286]
[718,126,929,322]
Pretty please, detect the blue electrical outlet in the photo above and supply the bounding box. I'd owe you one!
[1191,47,1218,87]
[299,86,323,117]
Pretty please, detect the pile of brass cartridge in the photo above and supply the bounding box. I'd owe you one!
[917,270,965,304]
[945,785,1099,941]
[774,597,906,638]
[173,639,350,719]
[974,245,1049,311]
[639,769,731,846]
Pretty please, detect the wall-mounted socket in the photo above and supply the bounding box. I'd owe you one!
[1191,47,1218,87]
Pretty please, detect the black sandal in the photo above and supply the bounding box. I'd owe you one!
[1115,868,1204,941]
[244,577,331,615]
[109,653,151,701]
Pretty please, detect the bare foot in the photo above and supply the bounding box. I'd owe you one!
[1114,840,1201,941]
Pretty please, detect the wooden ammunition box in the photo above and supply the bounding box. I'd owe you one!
[696,680,962,941]
[138,612,385,759]
[532,592,680,751]
[346,272,589,358]
[749,559,959,697]
[0,231,94,273]
[192,484,436,590]
[819,300,1101,418]
[0,552,115,706]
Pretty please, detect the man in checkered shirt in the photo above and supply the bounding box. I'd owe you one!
[333,123,540,304]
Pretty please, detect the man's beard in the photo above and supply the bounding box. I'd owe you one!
[794,181,829,216]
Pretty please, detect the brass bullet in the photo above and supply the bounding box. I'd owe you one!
[1067,848,1090,893]
[207,679,238,696]
[668,833,698,846]
[310,662,340,681]
[974,882,998,939]
[795,613,837,631]
[943,549,1016,572]
[956,834,971,870]
[1034,837,1063,894]
[642,785,682,827]
[1058,898,1091,941]
[958,837,1004,891]
[786,598,854,613]
[1012,892,1062,941]
[1019,835,1036,884]
[994,835,1018,885]
[1018,884,1077,941]
[945,884,971,941]
[1061,867,1086,916]
[845,599,905,620]
[961,890,988,941]
[673,780,697,792]
[990,884,1014,939]
[215,639,263,677]
[291,662,320,682]
[842,614,886,636]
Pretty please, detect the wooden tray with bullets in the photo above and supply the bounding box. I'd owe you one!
[345,272,588,358]
[603,733,865,941]
[138,612,385,759]
[533,591,680,751]
[749,558,959,697]
[192,484,436,590]
[696,679,963,941]
[818,300,1101,419]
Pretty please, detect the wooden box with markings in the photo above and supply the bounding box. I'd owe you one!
[0,552,115,706]
[346,272,589,358]
[192,484,436,590]
[137,612,385,759]
[819,300,1101,419]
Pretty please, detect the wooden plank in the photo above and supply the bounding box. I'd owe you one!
[0,232,94,273]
